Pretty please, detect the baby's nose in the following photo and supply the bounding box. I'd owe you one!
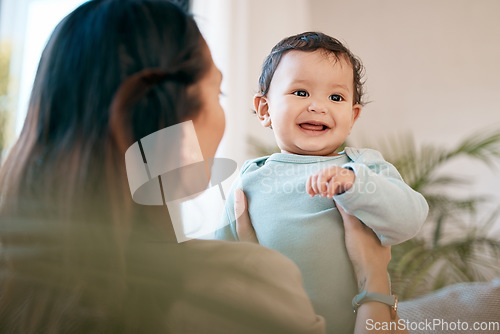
[307,102,327,113]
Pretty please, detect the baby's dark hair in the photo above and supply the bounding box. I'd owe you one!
[258,31,365,105]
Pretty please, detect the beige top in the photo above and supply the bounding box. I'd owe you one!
[165,240,326,333]
[0,220,326,333]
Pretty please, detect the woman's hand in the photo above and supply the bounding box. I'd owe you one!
[336,202,391,294]
[234,189,259,243]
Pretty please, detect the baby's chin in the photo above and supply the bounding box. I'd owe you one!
[281,145,340,156]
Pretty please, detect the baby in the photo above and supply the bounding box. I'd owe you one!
[216,32,428,333]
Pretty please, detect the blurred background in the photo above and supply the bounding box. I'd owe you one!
[191,0,500,220]
[1,0,499,298]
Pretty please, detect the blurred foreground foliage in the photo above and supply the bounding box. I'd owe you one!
[0,42,12,157]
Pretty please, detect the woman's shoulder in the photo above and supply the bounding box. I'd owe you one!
[169,239,325,334]
[184,239,302,278]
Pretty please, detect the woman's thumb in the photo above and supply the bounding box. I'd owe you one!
[234,189,258,243]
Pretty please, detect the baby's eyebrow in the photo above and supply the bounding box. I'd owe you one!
[330,84,350,92]
[290,78,310,85]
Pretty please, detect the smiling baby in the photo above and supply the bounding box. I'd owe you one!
[215,32,428,334]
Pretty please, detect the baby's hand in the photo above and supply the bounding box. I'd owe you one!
[306,166,355,198]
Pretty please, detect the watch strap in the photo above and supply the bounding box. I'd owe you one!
[352,290,398,319]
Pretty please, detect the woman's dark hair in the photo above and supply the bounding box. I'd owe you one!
[0,0,208,217]
[0,0,209,332]
[258,31,366,105]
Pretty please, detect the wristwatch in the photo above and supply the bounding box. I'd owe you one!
[352,290,398,319]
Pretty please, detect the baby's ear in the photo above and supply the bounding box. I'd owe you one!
[351,103,362,124]
[254,94,272,127]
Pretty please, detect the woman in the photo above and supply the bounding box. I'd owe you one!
[0,0,406,333]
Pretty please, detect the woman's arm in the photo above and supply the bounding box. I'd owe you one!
[336,203,407,334]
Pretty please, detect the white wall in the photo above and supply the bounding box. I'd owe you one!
[307,0,500,233]
[308,0,500,145]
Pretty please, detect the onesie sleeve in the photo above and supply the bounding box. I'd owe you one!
[334,148,429,246]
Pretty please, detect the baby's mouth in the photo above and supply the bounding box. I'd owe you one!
[299,122,329,131]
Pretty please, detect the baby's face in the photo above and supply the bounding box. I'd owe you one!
[255,50,361,156]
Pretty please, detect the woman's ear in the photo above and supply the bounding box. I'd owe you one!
[254,94,272,127]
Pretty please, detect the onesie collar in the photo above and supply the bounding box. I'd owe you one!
[266,152,348,164]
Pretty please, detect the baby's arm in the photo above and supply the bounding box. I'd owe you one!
[310,149,428,246]
[338,149,428,245]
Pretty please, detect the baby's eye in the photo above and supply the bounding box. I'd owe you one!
[293,90,309,97]
[329,94,343,102]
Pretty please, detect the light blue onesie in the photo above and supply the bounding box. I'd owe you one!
[215,148,428,334]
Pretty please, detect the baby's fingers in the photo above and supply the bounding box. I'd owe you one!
[316,171,333,196]
[327,180,338,198]
[306,175,313,196]
[307,174,319,196]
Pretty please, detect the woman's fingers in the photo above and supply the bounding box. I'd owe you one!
[234,189,259,243]
[336,202,391,277]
